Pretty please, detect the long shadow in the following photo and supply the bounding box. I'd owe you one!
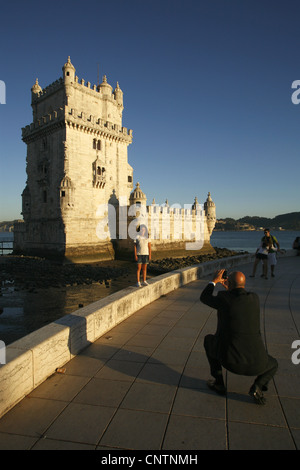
[79,341,216,394]
[76,341,258,404]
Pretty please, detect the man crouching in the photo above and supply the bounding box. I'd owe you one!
[200,269,278,405]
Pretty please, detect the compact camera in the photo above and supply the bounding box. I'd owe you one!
[222,270,228,279]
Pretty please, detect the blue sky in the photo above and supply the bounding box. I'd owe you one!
[0,0,299,221]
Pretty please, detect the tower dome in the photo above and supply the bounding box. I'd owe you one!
[31,78,42,96]
[192,196,200,211]
[98,75,112,96]
[129,182,147,206]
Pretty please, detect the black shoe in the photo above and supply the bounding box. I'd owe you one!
[207,379,226,395]
[249,384,266,405]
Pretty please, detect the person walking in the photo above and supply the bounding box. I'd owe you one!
[200,269,278,405]
[261,228,280,277]
[250,241,272,279]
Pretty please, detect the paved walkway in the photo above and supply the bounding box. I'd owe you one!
[0,256,299,450]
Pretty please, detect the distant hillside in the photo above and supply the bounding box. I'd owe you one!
[0,220,23,232]
[215,212,300,231]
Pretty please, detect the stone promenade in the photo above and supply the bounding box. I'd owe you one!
[0,256,299,450]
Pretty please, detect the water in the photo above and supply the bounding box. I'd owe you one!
[1,230,298,256]
[210,230,298,253]
[0,232,13,254]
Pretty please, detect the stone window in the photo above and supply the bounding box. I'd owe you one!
[41,138,47,151]
[60,176,74,210]
[93,139,101,150]
[93,158,106,188]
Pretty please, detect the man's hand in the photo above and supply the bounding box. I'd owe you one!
[212,269,228,289]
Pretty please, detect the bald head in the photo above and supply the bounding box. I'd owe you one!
[228,271,246,290]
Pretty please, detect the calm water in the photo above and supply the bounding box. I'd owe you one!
[0,232,13,254]
[1,230,298,254]
[210,230,298,253]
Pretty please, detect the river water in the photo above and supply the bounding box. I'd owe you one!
[210,230,297,253]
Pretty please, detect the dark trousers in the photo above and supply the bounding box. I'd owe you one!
[204,334,278,390]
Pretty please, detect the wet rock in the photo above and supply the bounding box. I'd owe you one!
[148,248,247,274]
[0,256,129,291]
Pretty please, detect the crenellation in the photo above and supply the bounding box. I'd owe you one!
[31,78,64,102]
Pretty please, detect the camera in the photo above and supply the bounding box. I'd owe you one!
[222,270,228,279]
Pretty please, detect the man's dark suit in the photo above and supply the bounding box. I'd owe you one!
[200,283,278,388]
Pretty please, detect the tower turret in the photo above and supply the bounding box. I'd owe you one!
[129,182,147,206]
[31,78,42,119]
[192,196,200,211]
[62,56,75,84]
[113,82,123,109]
[204,192,216,235]
[98,75,112,96]
[31,78,42,98]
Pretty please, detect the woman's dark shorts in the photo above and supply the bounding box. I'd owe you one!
[256,253,268,260]
[137,255,149,265]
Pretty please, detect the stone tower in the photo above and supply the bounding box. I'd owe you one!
[204,192,216,235]
[15,57,133,261]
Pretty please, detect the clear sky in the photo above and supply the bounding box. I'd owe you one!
[0,0,299,221]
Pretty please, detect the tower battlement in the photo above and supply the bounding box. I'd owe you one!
[21,106,132,143]
[22,107,65,141]
[31,78,64,102]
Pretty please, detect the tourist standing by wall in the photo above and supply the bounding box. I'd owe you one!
[134,225,151,287]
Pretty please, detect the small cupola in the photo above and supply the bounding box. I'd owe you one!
[31,78,42,96]
[98,75,112,96]
[129,182,147,206]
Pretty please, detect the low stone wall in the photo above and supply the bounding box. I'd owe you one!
[0,253,256,418]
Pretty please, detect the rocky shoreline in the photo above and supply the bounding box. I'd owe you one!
[148,247,247,274]
[0,256,130,292]
[0,247,246,291]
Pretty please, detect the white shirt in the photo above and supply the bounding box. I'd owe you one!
[134,236,150,255]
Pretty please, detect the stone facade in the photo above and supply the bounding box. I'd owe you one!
[14,57,216,261]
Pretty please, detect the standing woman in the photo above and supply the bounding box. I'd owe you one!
[134,224,151,287]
